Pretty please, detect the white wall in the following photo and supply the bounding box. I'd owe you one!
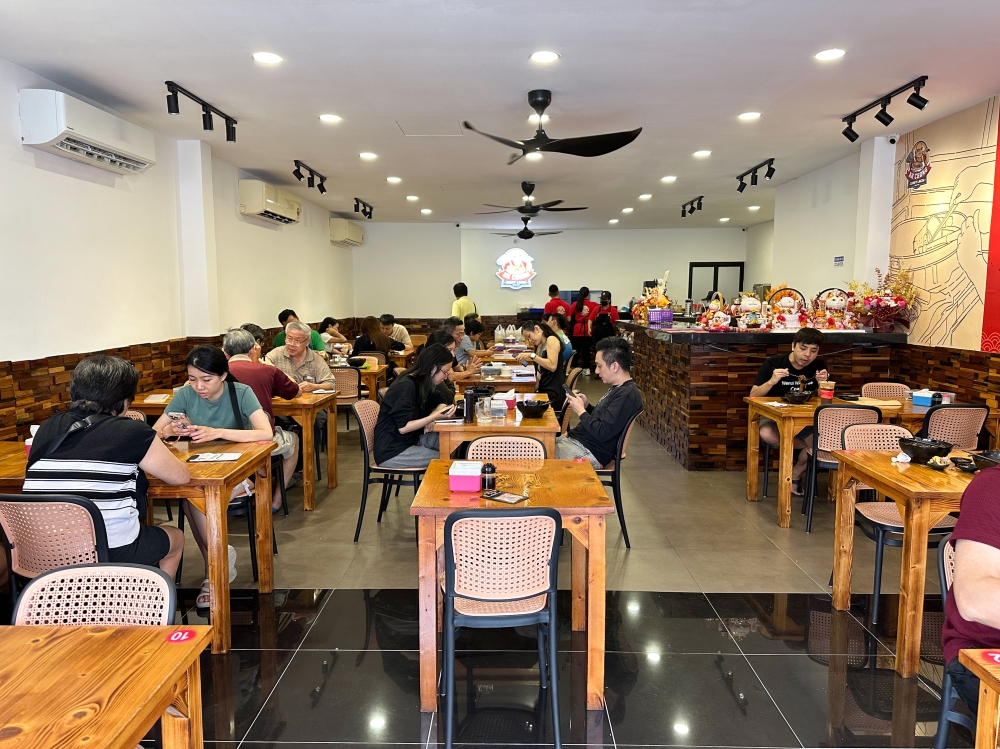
[352,223,461,318]
[0,57,184,361]
[744,221,774,289]
[771,152,860,292]
[213,158,354,330]
[461,228,747,314]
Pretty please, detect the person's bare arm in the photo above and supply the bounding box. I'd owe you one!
[749,368,789,398]
[953,539,1000,628]
[138,436,191,485]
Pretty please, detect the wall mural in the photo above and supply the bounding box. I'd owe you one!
[889,96,999,350]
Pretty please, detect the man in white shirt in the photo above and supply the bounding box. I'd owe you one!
[380,314,412,347]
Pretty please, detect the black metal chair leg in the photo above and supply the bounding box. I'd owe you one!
[354,476,370,543]
[612,473,630,549]
[537,624,548,686]
[872,528,886,624]
[376,480,392,522]
[246,500,259,582]
[762,443,771,497]
[444,603,456,749]
[548,605,562,749]
[165,500,173,522]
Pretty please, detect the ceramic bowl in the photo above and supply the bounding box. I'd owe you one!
[516,400,550,419]
[972,451,1000,471]
[898,437,953,465]
[782,390,814,404]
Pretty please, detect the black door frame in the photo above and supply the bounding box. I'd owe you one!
[687,262,745,300]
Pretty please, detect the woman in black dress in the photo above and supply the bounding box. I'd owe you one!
[516,320,566,412]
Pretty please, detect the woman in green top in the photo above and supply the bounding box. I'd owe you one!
[153,345,272,608]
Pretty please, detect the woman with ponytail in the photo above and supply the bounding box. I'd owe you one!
[517,320,567,411]
[569,286,598,374]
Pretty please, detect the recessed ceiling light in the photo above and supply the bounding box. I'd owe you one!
[252,52,283,64]
[748,205,760,211]
[421,208,432,214]
[738,112,761,121]
[359,152,377,160]
[528,114,550,124]
[530,51,560,63]
[406,195,419,201]
[622,207,634,213]
[661,176,677,183]
[319,114,341,123]
[608,219,619,224]
[369,717,386,729]
[647,652,661,663]
[719,217,730,222]
[386,177,401,183]
[693,150,712,158]
[673,724,690,735]
[525,152,543,161]
[815,48,845,61]
[639,194,652,200]
[627,602,640,612]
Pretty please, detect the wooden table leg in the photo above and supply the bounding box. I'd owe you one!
[776,418,795,528]
[826,610,850,745]
[255,458,274,593]
[437,432,456,459]
[570,632,587,744]
[895,497,932,677]
[211,652,234,740]
[572,529,587,631]
[327,407,338,489]
[586,515,606,710]
[163,657,204,749]
[832,470,856,611]
[296,414,317,511]
[746,409,760,502]
[205,486,231,654]
[975,680,1000,749]
[417,515,438,712]
[543,433,556,459]
[890,674,919,747]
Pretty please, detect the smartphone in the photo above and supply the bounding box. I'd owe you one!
[168,412,189,429]
[482,490,529,504]
[564,386,576,397]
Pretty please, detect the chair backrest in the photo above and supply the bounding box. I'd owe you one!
[924,404,989,449]
[122,410,148,422]
[393,367,405,377]
[331,366,361,398]
[377,387,389,400]
[444,508,561,602]
[0,495,109,579]
[619,409,642,460]
[938,533,955,608]
[860,382,910,400]
[14,563,176,625]
[411,334,427,348]
[814,405,881,452]
[467,436,547,460]
[566,351,577,370]
[841,424,913,451]
[352,399,380,464]
[559,405,572,435]
[566,367,583,391]
[366,352,386,365]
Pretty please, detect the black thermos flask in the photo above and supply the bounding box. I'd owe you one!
[464,389,475,423]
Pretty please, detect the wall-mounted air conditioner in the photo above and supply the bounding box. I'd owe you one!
[19,89,156,175]
[330,217,364,246]
[239,179,301,225]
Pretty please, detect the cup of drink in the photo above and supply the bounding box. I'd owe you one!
[819,381,835,401]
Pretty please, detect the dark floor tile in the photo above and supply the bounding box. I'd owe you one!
[610,591,742,654]
[604,652,798,747]
[747,653,971,748]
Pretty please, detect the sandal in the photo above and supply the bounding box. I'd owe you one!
[196,579,211,611]
[791,480,804,497]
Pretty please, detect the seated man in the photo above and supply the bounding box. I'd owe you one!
[457,319,492,365]
[266,321,337,448]
[223,328,301,510]
[272,309,326,354]
[241,323,267,361]
[943,466,1000,716]
[748,327,829,495]
[558,337,644,469]
[442,316,465,347]
[380,314,412,348]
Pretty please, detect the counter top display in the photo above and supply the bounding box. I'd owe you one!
[617,320,908,346]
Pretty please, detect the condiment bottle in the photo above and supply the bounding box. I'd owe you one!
[481,463,496,491]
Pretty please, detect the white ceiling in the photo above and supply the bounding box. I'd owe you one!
[2,0,1000,232]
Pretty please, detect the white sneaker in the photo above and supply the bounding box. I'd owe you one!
[228,544,237,583]
[583,368,591,376]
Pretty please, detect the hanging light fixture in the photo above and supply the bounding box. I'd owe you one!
[735,159,774,191]
[840,76,928,141]
[164,81,237,143]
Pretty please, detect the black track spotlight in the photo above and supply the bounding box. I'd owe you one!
[293,167,305,181]
[765,163,775,180]
[164,82,237,143]
[696,197,702,211]
[225,119,236,143]
[681,207,687,217]
[294,160,327,193]
[750,170,758,186]
[317,179,327,195]
[737,180,747,193]
[354,198,360,212]
[907,87,928,110]
[307,174,315,188]
[874,100,894,127]
[166,87,180,115]
[201,108,213,131]
[354,198,374,219]
[842,119,860,142]
[737,159,774,189]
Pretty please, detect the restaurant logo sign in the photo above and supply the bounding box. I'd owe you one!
[904,140,931,189]
[496,248,536,290]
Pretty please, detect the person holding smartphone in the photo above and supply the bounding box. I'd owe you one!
[516,320,566,412]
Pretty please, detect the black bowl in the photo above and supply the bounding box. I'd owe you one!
[346,357,366,368]
[782,390,814,404]
[972,451,1000,471]
[516,400,550,419]
[898,437,953,465]
[468,386,496,398]
[951,457,978,474]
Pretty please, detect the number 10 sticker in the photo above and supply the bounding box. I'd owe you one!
[167,629,197,643]
[980,651,1000,665]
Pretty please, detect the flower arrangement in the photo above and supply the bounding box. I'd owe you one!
[848,269,919,332]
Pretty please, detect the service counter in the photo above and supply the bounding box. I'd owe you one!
[618,321,908,470]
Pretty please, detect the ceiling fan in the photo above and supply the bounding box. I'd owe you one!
[464,89,641,165]
[493,216,561,240]
[476,181,587,216]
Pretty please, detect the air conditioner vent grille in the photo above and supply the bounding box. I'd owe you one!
[55,137,150,172]
[261,210,297,224]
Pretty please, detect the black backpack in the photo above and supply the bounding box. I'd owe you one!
[592,310,616,342]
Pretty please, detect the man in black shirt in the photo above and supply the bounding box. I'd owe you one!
[558,337,644,469]
[750,327,830,494]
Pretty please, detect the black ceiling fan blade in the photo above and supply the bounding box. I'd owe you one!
[462,121,525,151]
[476,209,517,215]
[532,199,564,209]
[542,206,588,212]
[492,232,518,236]
[483,204,521,209]
[539,127,642,158]
[533,231,562,236]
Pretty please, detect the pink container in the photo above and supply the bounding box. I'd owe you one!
[449,461,483,492]
[498,396,517,410]
[24,438,32,457]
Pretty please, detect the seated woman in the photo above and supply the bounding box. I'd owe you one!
[151,345,273,609]
[23,355,188,577]
[352,315,405,358]
[516,320,567,412]
[320,317,348,353]
[374,344,457,468]
[543,312,574,366]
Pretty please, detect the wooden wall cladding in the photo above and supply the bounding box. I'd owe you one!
[892,344,999,410]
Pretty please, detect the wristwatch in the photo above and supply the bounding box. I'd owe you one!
[529,353,536,360]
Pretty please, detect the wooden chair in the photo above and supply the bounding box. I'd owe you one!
[922,404,989,449]
[566,367,584,391]
[351,400,424,543]
[595,410,643,549]
[468,436,546,460]
[860,382,910,400]
[14,563,175,626]
[441,509,562,749]
[410,334,427,348]
[840,424,955,623]
[934,535,977,749]
[0,495,109,602]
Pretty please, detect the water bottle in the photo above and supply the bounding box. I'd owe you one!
[463,389,475,424]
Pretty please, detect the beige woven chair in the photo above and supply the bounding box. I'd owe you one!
[410,334,427,348]
[365,352,387,365]
[122,410,148,422]
[566,367,584,391]
[14,563,175,626]
[923,404,989,449]
[860,382,910,400]
[934,534,976,749]
[331,366,363,430]
[442,509,562,749]
[0,495,110,600]
[468,436,546,460]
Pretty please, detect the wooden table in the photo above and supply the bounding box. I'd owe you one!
[434,393,559,458]
[360,364,389,400]
[129,388,339,511]
[0,439,274,655]
[458,373,538,394]
[389,348,416,368]
[0,624,211,749]
[959,649,1000,749]
[745,396,902,528]
[410,459,612,713]
[831,449,972,677]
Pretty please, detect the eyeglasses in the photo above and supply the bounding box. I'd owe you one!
[285,337,309,346]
